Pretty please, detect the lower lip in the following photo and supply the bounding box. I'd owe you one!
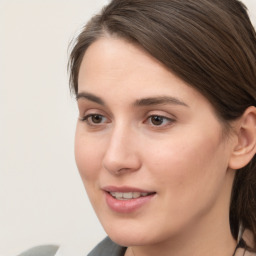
[105,192,155,213]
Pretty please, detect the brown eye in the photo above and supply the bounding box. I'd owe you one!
[146,115,175,128]
[150,116,164,126]
[81,114,107,125]
[91,114,104,124]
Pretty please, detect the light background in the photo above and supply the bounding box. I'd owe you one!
[1,0,255,255]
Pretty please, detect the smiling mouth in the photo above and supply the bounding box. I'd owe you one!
[109,191,156,200]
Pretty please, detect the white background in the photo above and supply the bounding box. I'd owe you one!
[1,0,256,255]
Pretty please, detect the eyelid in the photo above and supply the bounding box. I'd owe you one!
[149,115,175,123]
[78,107,108,120]
[78,107,111,129]
[80,113,109,125]
[144,112,176,128]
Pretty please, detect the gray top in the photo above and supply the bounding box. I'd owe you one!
[87,237,126,256]
[16,231,256,256]
[16,238,126,256]
[17,245,59,256]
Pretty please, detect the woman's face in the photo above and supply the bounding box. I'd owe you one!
[75,37,235,247]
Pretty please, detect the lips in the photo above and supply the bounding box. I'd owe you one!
[103,186,156,213]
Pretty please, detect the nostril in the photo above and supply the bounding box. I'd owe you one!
[102,153,141,175]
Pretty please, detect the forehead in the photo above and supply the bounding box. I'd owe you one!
[79,37,167,82]
[78,37,216,108]
[78,37,192,97]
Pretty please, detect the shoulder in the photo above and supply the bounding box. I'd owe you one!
[17,245,59,256]
[87,237,126,256]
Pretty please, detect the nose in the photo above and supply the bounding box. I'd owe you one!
[102,125,141,175]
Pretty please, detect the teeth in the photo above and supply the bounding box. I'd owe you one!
[110,192,151,200]
[123,192,133,199]
[132,192,141,198]
[115,192,123,199]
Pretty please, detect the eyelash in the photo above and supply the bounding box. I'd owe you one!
[80,114,108,126]
[145,115,175,127]
[80,113,175,128]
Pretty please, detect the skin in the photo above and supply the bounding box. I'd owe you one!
[75,37,238,256]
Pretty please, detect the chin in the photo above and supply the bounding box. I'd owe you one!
[99,220,141,245]
[108,232,151,247]
[101,221,165,247]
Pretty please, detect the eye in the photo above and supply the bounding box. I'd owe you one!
[81,114,108,126]
[150,116,165,126]
[147,115,175,127]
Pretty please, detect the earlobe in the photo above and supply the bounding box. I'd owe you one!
[229,106,256,170]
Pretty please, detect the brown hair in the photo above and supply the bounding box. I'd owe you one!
[69,0,256,249]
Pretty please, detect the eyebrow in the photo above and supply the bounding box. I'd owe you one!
[134,96,189,107]
[76,92,105,105]
[76,92,188,108]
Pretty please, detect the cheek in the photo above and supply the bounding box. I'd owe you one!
[143,129,228,195]
[74,127,103,183]
[74,129,107,212]
[140,131,230,231]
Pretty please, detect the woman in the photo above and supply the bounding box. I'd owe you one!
[19,0,256,255]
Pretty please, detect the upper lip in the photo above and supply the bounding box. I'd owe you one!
[102,186,155,193]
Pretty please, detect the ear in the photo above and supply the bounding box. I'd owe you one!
[229,106,256,170]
